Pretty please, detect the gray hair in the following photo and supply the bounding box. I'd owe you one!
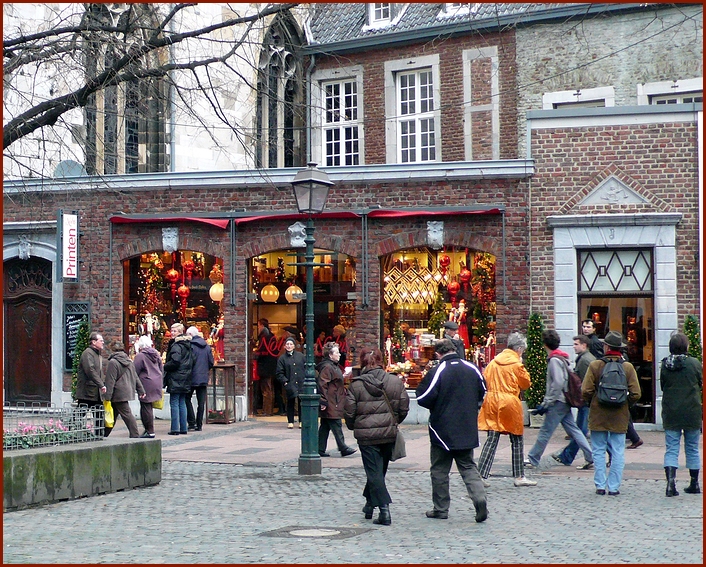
[507,332,527,351]
[135,335,153,353]
[185,326,202,338]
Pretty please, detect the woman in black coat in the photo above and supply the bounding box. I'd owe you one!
[163,323,193,435]
[276,337,306,428]
[660,332,703,496]
[344,347,409,526]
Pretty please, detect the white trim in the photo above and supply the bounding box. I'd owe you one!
[637,77,703,106]
[384,53,441,164]
[310,65,365,167]
[462,46,499,160]
[542,86,615,110]
[363,3,408,30]
[529,109,699,131]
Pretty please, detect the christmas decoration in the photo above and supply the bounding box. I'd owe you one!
[470,252,496,345]
[447,280,460,306]
[182,255,195,285]
[427,291,448,339]
[70,316,90,400]
[177,283,190,320]
[276,257,286,282]
[391,321,407,363]
[683,314,702,362]
[165,268,180,302]
[524,312,547,409]
[438,254,451,274]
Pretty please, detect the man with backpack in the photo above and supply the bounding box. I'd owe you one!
[582,331,641,496]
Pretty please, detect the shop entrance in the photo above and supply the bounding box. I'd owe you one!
[578,248,655,423]
[381,247,496,383]
[248,248,357,416]
[3,257,52,403]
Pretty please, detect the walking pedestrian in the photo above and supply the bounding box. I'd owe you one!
[442,321,466,359]
[75,332,108,433]
[582,319,604,359]
[526,330,593,470]
[551,334,595,467]
[276,337,306,428]
[163,322,194,435]
[345,347,409,526]
[582,331,641,495]
[317,341,357,457]
[254,319,279,415]
[477,331,536,487]
[416,338,488,522]
[660,331,702,496]
[133,335,163,438]
[104,340,145,438]
[186,326,214,432]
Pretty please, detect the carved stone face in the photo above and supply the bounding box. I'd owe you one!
[288,221,306,248]
[427,221,444,249]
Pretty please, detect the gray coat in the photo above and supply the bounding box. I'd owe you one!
[105,351,144,403]
[75,346,105,402]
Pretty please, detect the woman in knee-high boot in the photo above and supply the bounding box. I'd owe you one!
[660,332,702,497]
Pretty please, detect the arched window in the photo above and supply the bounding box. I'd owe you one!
[83,4,167,175]
[256,14,306,169]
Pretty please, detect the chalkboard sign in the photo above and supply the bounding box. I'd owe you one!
[64,303,90,371]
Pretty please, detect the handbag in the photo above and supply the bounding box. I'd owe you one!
[103,400,115,429]
[382,389,406,461]
[152,392,164,410]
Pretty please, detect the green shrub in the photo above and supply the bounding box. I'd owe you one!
[524,312,547,408]
[71,317,90,400]
[683,314,702,362]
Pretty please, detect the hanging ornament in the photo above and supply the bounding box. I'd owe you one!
[209,282,224,303]
[209,263,224,284]
[260,284,280,303]
[165,268,180,302]
[177,283,190,320]
[182,256,195,285]
[447,280,460,307]
[459,267,472,293]
[438,254,451,274]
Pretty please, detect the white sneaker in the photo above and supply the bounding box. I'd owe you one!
[287,423,294,429]
[482,478,491,488]
[299,421,302,429]
[514,476,538,487]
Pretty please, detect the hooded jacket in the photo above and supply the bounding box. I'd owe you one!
[134,346,164,403]
[344,367,409,445]
[477,348,531,435]
[75,345,105,402]
[105,351,144,403]
[190,335,214,387]
[660,354,703,431]
[543,349,571,406]
[276,348,306,399]
[416,353,486,451]
[163,334,194,394]
[317,358,346,419]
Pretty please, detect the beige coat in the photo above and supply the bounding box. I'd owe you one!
[582,355,640,433]
[478,348,531,435]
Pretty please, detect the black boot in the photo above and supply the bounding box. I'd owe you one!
[665,466,679,497]
[373,505,391,526]
[362,501,374,520]
[684,469,701,494]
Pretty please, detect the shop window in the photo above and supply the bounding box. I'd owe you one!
[124,251,224,359]
[381,247,496,375]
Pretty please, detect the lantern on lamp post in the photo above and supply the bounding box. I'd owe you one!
[291,162,333,476]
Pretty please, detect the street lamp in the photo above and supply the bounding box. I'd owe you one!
[291,162,333,475]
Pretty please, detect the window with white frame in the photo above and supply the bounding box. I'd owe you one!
[542,86,615,110]
[373,3,390,22]
[385,55,440,163]
[637,78,703,106]
[323,79,360,166]
[311,65,364,167]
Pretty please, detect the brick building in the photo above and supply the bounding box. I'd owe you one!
[3,3,702,427]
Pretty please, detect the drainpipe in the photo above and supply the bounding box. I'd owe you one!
[306,54,315,163]
[168,15,176,171]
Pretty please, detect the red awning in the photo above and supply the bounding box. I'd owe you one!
[109,216,230,229]
[366,208,502,218]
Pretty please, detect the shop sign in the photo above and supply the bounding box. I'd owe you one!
[57,210,79,282]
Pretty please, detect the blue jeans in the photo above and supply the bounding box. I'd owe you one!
[664,429,702,469]
[557,405,589,465]
[591,430,625,492]
[169,392,188,433]
[527,401,593,466]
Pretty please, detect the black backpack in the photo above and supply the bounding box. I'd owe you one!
[596,357,628,407]
[557,357,585,408]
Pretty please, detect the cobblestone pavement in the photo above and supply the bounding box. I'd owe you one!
[3,419,703,564]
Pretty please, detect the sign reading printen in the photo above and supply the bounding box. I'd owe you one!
[57,210,79,282]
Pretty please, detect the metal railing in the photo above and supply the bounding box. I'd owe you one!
[3,402,105,451]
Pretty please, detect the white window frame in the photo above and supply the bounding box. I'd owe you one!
[384,54,441,164]
[363,3,407,30]
[438,3,481,18]
[462,46,500,160]
[637,77,703,105]
[311,65,365,167]
[542,86,615,110]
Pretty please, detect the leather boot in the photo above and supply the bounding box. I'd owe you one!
[373,505,391,526]
[362,501,374,520]
[665,466,679,497]
[684,469,701,494]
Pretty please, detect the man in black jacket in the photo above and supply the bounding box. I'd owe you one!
[443,321,466,360]
[416,339,488,522]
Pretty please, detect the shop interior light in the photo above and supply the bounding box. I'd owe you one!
[260,283,280,303]
[209,282,224,303]
[284,284,304,303]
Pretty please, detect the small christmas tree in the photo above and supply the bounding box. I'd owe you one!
[524,312,547,409]
[683,314,702,362]
[71,316,91,400]
[427,291,447,339]
[391,321,407,363]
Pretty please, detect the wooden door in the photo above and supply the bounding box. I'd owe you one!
[3,258,52,403]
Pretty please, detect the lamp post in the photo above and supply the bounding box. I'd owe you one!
[291,162,333,475]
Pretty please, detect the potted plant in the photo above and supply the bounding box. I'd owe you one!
[524,312,547,428]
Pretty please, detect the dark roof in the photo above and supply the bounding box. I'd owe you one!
[305,3,650,52]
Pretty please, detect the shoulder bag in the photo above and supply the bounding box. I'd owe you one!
[381,388,406,461]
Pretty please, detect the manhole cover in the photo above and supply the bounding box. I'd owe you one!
[289,528,341,537]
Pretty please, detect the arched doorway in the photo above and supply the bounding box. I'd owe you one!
[3,257,53,403]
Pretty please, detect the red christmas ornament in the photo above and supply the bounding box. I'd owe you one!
[182,258,195,285]
[177,283,190,320]
[438,254,451,274]
[447,280,460,306]
[459,267,472,292]
[165,268,180,302]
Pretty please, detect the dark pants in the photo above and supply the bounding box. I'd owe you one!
[76,399,105,435]
[318,418,349,454]
[430,443,485,513]
[274,384,286,414]
[139,401,155,435]
[186,385,207,429]
[286,396,300,424]
[626,417,641,444]
[360,443,394,508]
[104,400,139,438]
[252,378,263,412]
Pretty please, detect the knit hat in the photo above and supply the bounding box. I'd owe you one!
[284,337,297,346]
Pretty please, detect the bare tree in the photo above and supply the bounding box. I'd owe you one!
[3,2,300,178]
